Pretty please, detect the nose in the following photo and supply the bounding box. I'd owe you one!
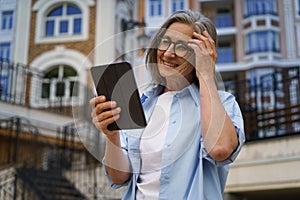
[164,43,175,57]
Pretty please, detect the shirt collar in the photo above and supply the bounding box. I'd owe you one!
[178,83,200,106]
[142,83,199,106]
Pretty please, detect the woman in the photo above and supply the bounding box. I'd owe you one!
[90,10,245,199]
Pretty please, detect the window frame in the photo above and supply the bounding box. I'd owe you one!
[33,0,93,44]
[244,0,277,18]
[245,30,280,54]
[0,43,11,59]
[149,0,163,17]
[216,9,233,28]
[296,0,300,19]
[45,3,82,37]
[29,46,90,108]
[169,0,187,14]
[1,11,14,31]
[40,64,79,105]
[217,42,234,63]
[297,24,300,56]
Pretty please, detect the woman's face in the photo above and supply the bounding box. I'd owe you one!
[157,22,195,84]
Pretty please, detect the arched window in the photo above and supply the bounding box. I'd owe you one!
[41,65,78,101]
[33,0,94,43]
[45,3,82,37]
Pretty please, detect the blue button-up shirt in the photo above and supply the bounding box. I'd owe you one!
[104,83,245,200]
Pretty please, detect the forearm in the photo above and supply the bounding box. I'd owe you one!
[199,76,238,161]
[104,133,131,185]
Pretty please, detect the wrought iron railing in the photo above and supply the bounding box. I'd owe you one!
[225,67,300,141]
[0,116,123,199]
[0,58,88,116]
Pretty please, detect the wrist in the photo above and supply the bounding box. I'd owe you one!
[106,131,120,144]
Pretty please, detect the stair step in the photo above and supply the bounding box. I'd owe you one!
[17,167,87,200]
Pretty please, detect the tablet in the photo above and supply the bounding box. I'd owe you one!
[90,61,147,130]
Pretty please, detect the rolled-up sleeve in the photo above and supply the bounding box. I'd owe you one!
[102,131,131,189]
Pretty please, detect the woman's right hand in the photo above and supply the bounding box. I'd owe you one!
[90,96,130,183]
[90,95,121,136]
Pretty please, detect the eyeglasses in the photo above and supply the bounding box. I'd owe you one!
[158,36,190,57]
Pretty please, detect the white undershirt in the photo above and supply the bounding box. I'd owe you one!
[136,92,175,200]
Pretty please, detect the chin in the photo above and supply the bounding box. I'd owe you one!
[158,65,178,77]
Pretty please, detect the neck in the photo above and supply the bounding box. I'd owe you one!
[164,76,193,92]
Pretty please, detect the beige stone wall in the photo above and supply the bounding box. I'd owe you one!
[226,135,300,192]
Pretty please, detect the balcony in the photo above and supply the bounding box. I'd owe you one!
[0,58,89,117]
[244,10,278,18]
[224,67,300,199]
[224,67,300,141]
[201,0,235,34]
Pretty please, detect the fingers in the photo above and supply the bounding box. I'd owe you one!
[91,99,117,117]
[94,106,121,123]
[90,96,122,135]
[90,95,106,108]
[92,107,121,132]
[189,31,217,62]
[187,31,217,80]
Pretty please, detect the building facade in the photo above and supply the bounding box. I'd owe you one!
[0,0,16,60]
[0,0,300,199]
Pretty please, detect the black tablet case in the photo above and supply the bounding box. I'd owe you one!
[91,62,147,130]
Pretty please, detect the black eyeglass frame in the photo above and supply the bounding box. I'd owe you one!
[157,36,192,58]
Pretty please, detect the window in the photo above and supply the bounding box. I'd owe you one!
[33,0,93,43]
[0,63,9,99]
[45,3,82,37]
[297,0,300,17]
[1,11,13,30]
[41,65,78,101]
[149,0,162,17]
[244,0,277,17]
[216,9,233,28]
[217,43,234,63]
[171,0,185,13]
[246,31,280,54]
[0,43,11,59]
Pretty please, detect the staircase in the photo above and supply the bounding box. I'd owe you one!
[17,167,87,200]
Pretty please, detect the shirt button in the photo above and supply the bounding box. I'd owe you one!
[172,121,176,124]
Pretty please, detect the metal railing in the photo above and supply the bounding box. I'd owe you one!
[225,67,300,141]
[0,116,123,199]
[0,58,88,116]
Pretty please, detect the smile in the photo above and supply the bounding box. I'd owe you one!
[163,61,178,68]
